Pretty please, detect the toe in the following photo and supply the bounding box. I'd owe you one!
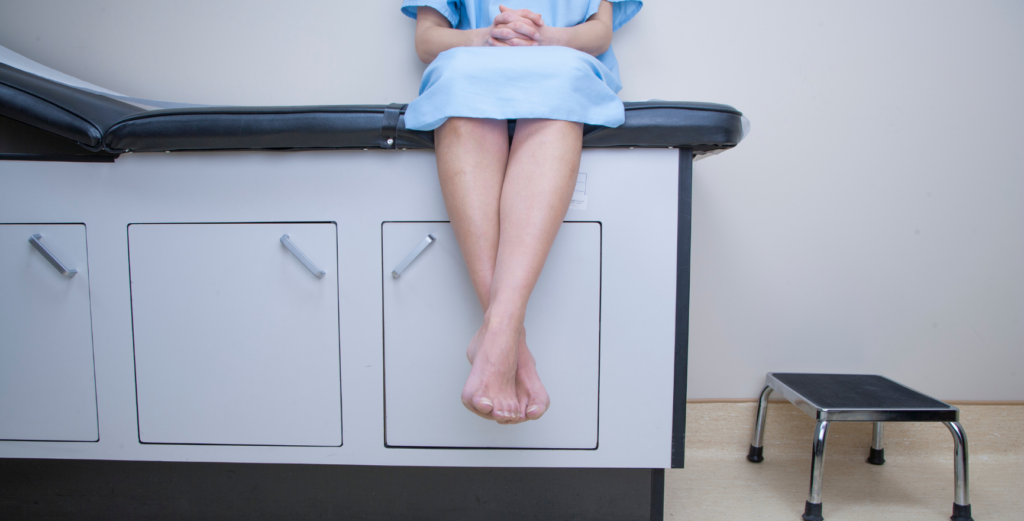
[492,400,520,424]
[474,396,493,413]
[466,396,496,420]
[526,402,547,420]
[463,403,493,420]
[511,400,524,420]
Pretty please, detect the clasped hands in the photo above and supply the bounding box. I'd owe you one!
[486,5,550,47]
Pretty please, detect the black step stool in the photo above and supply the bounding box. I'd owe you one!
[746,373,972,521]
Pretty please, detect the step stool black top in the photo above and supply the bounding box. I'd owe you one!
[766,373,958,422]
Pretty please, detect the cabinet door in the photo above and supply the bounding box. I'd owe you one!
[0,224,98,442]
[129,223,341,446]
[383,222,600,449]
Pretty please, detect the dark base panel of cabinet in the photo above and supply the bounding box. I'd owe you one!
[0,459,664,521]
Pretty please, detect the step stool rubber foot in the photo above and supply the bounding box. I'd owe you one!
[951,503,973,521]
[802,501,824,521]
[866,447,885,465]
[746,445,764,463]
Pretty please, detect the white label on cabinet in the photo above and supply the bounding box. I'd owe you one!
[570,173,588,210]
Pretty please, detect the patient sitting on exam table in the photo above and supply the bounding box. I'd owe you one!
[402,0,640,424]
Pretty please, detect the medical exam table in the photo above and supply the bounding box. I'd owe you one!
[0,56,745,520]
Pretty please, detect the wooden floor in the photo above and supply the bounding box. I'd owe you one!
[666,402,1023,520]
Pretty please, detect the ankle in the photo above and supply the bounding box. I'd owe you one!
[481,311,521,334]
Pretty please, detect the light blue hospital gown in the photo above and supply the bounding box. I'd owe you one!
[400,0,642,130]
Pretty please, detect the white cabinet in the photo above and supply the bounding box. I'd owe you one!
[383,222,601,449]
[0,224,98,441]
[128,223,342,446]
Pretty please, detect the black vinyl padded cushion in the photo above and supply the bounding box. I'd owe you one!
[0,114,117,162]
[0,63,143,150]
[104,105,434,152]
[0,62,744,154]
[103,101,744,153]
[772,374,952,410]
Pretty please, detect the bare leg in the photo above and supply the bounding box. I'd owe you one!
[436,118,581,424]
[479,118,582,421]
[435,117,517,422]
[435,118,508,315]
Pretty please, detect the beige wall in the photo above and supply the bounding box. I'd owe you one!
[1,0,1021,400]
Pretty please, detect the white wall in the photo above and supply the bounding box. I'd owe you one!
[1,0,1021,400]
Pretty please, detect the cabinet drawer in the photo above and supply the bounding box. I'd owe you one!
[0,224,98,442]
[383,222,601,449]
[129,223,341,446]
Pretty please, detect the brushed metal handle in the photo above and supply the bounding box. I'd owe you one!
[392,234,435,279]
[280,234,325,279]
[28,234,77,278]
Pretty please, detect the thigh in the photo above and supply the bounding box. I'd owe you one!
[508,119,583,166]
[507,119,583,189]
[433,117,511,309]
[435,117,509,164]
[434,117,510,211]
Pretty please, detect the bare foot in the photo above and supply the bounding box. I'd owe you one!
[461,317,521,423]
[467,326,550,424]
[515,333,550,421]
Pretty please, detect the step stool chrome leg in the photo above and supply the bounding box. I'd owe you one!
[747,385,773,462]
[945,421,973,521]
[803,420,830,521]
[867,422,885,465]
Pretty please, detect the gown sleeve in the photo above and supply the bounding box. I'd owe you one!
[585,0,642,32]
[401,0,462,29]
